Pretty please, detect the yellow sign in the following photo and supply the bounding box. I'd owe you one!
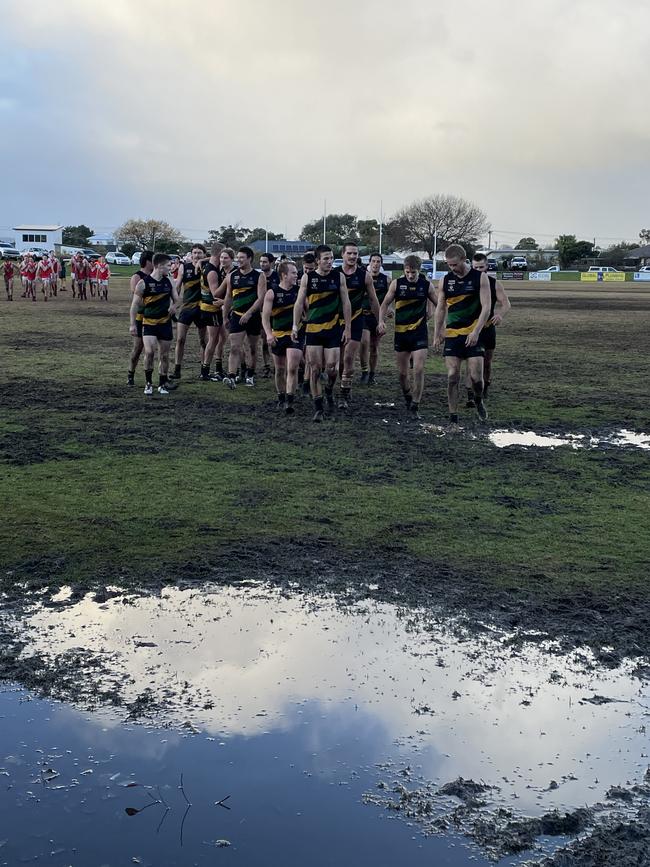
[580,272,626,282]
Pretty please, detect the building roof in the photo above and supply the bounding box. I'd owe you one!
[623,244,650,259]
[13,224,63,232]
[250,239,313,254]
[88,233,116,243]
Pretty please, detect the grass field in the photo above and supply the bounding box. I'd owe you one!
[1,278,649,656]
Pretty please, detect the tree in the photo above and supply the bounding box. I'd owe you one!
[243,228,285,245]
[639,229,650,246]
[120,242,137,258]
[62,224,93,246]
[116,218,185,253]
[206,225,250,248]
[602,241,638,268]
[515,237,538,250]
[555,235,595,269]
[356,219,381,251]
[299,213,359,249]
[391,195,490,259]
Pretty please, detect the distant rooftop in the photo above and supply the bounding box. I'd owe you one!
[13,224,63,231]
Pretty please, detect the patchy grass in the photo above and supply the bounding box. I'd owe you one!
[0,280,648,610]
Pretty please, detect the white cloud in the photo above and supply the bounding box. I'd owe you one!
[1,0,650,241]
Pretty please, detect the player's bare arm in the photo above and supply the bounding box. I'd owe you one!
[364,270,381,321]
[339,274,351,343]
[466,274,492,346]
[262,288,276,346]
[377,280,397,336]
[292,274,308,335]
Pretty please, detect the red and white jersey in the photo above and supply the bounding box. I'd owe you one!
[38,261,52,278]
[89,260,98,278]
[73,258,88,279]
[51,258,60,274]
[3,262,13,278]
[97,262,110,280]
[24,260,37,279]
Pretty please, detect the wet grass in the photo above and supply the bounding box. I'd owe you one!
[0,280,649,609]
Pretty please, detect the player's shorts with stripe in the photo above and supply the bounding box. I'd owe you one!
[271,333,305,357]
[394,324,428,354]
[178,306,204,328]
[305,324,341,349]
[443,335,485,359]
[229,311,262,337]
[143,321,173,341]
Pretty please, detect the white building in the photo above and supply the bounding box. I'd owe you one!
[13,225,63,252]
[88,233,116,247]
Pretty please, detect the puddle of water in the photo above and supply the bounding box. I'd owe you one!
[3,585,649,865]
[487,429,650,450]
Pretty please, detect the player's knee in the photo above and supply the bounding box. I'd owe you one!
[448,371,460,386]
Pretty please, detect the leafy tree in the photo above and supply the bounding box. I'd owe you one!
[515,237,538,250]
[62,224,93,246]
[206,225,250,248]
[391,195,490,259]
[299,213,359,248]
[602,241,638,268]
[555,235,595,269]
[116,218,185,253]
[639,229,650,246]
[120,242,137,258]
[243,227,285,245]
[357,219,380,250]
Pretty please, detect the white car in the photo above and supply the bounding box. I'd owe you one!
[509,255,528,270]
[639,265,650,272]
[540,265,560,272]
[106,251,131,265]
[131,251,144,265]
[588,266,619,273]
[0,243,20,259]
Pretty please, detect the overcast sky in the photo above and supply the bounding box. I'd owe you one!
[1,0,649,247]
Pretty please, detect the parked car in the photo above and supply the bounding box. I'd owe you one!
[75,248,100,261]
[23,247,50,260]
[638,265,650,272]
[0,243,20,259]
[587,266,620,273]
[487,258,498,271]
[106,251,131,265]
[509,255,528,271]
[540,265,560,272]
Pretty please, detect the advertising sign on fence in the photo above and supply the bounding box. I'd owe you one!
[633,272,650,281]
[529,272,552,281]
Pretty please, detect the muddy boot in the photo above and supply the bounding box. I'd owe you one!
[465,388,475,409]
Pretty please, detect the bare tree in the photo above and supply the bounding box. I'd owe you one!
[391,195,490,259]
[116,218,185,253]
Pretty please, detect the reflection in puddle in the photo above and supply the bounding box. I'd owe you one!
[4,585,650,865]
[488,429,649,450]
[489,431,582,449]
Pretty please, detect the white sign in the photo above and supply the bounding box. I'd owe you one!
[633,272,650,281]
[529,272,552,281]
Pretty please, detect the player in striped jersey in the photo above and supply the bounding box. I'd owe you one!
[465,253,511,403]
[262,260,304,413]
[129,253,180,395]
[292,245,350,422]
[170,244,209,381]
[433,244,492,427]
[222,246,267,388]
[336,241,380,408]
[127,250,153,387]
[361,252,390,385]
[377,255,437,419]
